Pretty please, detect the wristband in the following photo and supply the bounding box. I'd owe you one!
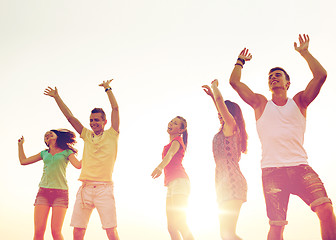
[237,57,245,65]
[105,87,112,92]
[235,63,243,68]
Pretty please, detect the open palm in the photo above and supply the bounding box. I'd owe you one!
[294,34,309,53]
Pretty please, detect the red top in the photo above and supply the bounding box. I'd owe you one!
[162,136,189,186]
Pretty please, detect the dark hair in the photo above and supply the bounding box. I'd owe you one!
[224,100,248,154]
[269,67,290,82]
[176,116,188,150]
[91,108,106,121]
[50,129,78,154]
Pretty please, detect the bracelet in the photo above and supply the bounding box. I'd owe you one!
[235,63,243,68]
[237,57,245,65]
[105,87,112,92]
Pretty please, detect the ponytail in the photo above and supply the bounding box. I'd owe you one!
[176,116,188,150]
[182,129,188,150]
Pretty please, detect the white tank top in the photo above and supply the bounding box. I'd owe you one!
[256,98,308,168]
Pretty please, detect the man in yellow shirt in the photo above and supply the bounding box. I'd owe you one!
[44,79,120,240]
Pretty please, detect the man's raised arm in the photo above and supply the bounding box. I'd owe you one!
[99,79,119,133]
[44,87,84,134]
[294,34,327,109]
[229,48,263,109]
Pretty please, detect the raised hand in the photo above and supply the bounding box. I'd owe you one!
[238,48,252,62]
[44,87,58,98]
[18,136,24,145]
[294,34,309,53]
[211,79,219,88]
[202,85,214,97]
[99,79,113,89]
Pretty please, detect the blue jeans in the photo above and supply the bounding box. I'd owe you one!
[262,164,331,226]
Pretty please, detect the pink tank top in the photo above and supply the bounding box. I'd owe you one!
[256,99,308,168]
[162,136,189,186]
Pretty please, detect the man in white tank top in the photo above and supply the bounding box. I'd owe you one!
[229,34,336,240]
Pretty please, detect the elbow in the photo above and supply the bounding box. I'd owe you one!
[317,69,327,84]
[316,71,327,86]
[112,105,119,111]
[230,80,237,89]
[19,161,27,166]
[321,70,327,83]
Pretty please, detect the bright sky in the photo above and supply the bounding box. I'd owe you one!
[1,0,336,239]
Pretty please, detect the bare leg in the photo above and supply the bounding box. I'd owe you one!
[106,227,120,240]
[315,203,336,240]
[219,200,243,240]
[267,225,284,240]
[166,195,194,240]
[34,205,50,240]
[166,197,182,240]
[50,206,67,240]
[73,228,86,240]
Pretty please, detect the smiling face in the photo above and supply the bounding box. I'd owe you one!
[90,112,107,135]
[167,117,184,135]
[44,131,57,147]
[268,70,290,91]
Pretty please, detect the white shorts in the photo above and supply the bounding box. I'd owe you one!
[70,182,117,229]
[166,178,191,198]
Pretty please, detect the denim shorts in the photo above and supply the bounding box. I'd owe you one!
[34,187,69,208]
[262,164,331,226]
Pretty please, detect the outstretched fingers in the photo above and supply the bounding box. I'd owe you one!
[239,48,252,61]
[294,34,310,52]
[99,79,113,88]
[43,86,57,97]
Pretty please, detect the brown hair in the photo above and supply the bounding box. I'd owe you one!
[269,67,290,81]
[224,100,248,153]
[50,129,78,154]
[91,108,106,121]
[176,116,188,150]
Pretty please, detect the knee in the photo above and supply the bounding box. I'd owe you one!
[34,226,46,239]
[315,203,335,221]
[33,231,44,240]
[73,228,86,240]
[51,229,63,240]
[167,222,179,234]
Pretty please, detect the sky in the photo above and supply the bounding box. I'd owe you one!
[1,0,336,239]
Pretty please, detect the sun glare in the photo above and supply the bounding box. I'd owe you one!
[185,178,220,235]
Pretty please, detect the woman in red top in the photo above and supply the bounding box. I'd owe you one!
[151,116,194,240]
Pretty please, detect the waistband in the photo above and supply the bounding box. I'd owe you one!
[81,181,113,187]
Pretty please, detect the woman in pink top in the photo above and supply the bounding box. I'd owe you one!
[151,116,194,240]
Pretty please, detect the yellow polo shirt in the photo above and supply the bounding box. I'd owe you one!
[79,127,119,182]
